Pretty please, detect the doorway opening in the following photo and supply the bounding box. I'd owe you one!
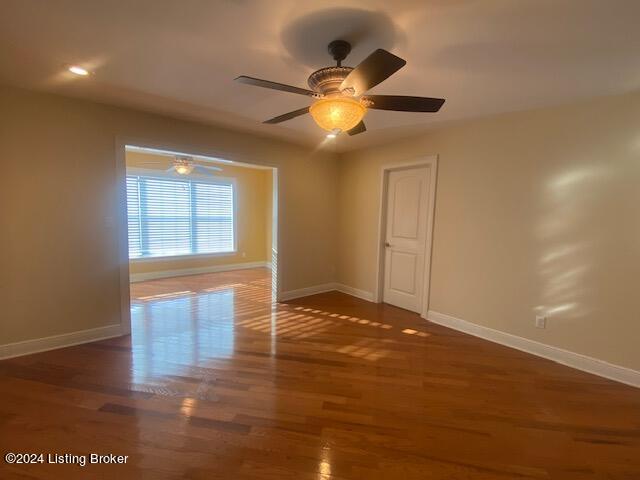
[375,156,437,318]
[116,144,279,340]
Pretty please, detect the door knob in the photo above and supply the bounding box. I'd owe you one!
[385,242,391,247]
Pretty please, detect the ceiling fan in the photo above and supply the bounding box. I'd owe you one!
[168,156,223,176]
[134,154,223,176]
[235,40,445,137]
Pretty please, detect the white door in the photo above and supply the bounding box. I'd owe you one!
[383,166,431,313]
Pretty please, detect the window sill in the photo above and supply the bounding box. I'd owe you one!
[129,251,237,263]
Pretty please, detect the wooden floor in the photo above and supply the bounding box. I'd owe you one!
[1,268,639,479]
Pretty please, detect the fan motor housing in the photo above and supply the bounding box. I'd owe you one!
[307,66,354,96]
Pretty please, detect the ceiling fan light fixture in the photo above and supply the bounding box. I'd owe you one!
[175,164,194,175]
[309,97,366,133]
[173,156,195,175]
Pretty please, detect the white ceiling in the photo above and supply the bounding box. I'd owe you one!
[1,0,639,152]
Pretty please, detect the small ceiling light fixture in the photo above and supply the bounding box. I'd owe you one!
[68,65,89,76]
[309,97,366,134]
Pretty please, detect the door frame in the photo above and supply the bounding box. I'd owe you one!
[114,136,281,335]
[374,155,438,319]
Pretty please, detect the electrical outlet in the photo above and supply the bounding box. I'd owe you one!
[535,315,547,329]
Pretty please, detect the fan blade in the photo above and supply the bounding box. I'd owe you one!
[194,165,216,175]
[347,121,366,136]
[196,164,223,171]
[340,49,406,96]
[263,107,310,124]
[364,95,445,112]
[235,76,317,97]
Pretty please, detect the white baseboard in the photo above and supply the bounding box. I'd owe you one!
[279,283,338,301]
[279,282,376,303]
[334,283,375,302]
[427,310,640,388]
[0,324,125,360]
[130,261,270,282]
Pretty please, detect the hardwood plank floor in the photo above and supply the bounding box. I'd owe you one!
[1,267,639,479]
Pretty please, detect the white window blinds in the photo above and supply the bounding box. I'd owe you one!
[126,175,234,259]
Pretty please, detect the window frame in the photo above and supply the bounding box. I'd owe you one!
[125,167,238,262]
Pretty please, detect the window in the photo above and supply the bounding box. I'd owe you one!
[126,174,234,259]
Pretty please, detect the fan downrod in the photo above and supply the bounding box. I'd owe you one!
[328,40,351,67]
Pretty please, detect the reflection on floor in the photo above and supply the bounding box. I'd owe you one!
[1,267,640,479]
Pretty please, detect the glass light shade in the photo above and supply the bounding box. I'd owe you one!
[309,97,366,133]
[174,162,194,175]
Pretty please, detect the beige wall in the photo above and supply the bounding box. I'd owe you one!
[338,90,640,371]
[1,85,337,345]
[264,168,273,262]
[126,151,272,275]
[3,83,639,374]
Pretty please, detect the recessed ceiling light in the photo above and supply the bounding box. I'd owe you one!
[68,66,89,76]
